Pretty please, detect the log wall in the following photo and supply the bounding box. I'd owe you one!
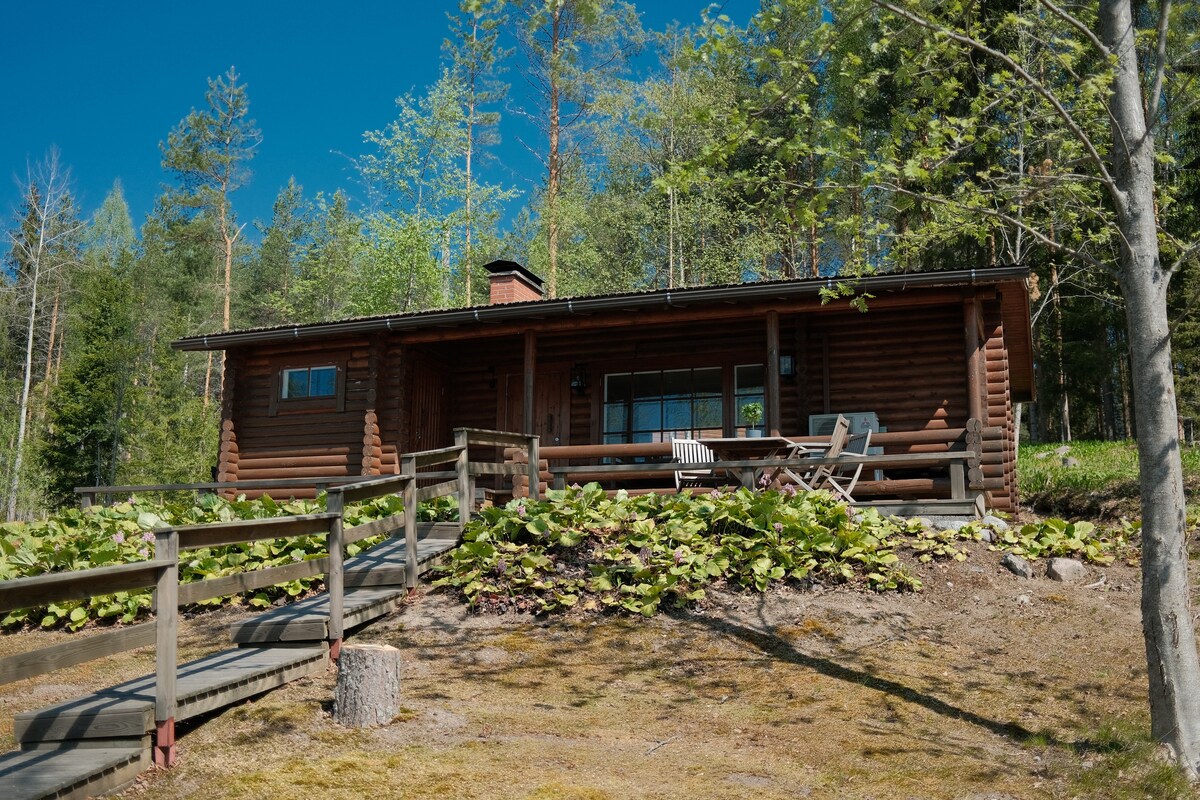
[220,337,376,496]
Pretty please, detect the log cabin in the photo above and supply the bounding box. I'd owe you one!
[173,262,1034,511]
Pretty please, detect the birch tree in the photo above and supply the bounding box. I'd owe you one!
[3,149,82,521]
[864,0,1200,775]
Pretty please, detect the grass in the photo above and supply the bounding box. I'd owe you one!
[1019,439,1200,519]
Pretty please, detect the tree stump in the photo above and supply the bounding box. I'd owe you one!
[333,643,402,727]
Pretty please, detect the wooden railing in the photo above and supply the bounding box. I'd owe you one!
[6,427,540,770]
[531,420,990,503]
[74,475,401,509]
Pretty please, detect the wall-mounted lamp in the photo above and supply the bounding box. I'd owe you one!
[570,364,589,395]
[779,354,795,378]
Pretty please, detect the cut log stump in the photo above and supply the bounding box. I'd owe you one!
[333,643,402,727]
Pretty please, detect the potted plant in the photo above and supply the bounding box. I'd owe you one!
[741,401,764,437]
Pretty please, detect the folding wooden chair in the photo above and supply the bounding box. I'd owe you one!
[785,414,851,493]
[823,430,872,502]
[672,438,720,491]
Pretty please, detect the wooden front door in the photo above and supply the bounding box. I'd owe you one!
[504,370,569,445]
[408,355,450,451]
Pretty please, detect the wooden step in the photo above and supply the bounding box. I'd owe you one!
[0,740,149,800]
[228,586,408,644]
[853,498,981,518]
[13,645,328,745]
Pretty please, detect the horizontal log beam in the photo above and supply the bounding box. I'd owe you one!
[0,560,173,613]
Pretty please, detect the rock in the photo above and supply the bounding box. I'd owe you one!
[1062,457,1081,468]
[979,529,995,543]
[1046,557,1087,583]
[1015,594,1032,606]
[1034,451,1054,460]
[1053,445,1071,456]
[1001,553,1033,578]
[982,515,1009,532]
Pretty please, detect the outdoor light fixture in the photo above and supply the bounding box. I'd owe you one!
[571,364,589,395]
[779,354,795,378]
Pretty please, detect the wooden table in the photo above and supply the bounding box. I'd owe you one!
[702,437,804,488]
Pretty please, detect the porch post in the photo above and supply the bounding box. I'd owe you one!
[963,296,986,421]
[766,311,781,437]
[523,330,536,434]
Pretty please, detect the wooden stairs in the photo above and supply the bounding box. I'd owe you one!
[0,525,459,799]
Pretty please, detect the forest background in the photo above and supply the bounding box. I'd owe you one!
[2,0,1198,521]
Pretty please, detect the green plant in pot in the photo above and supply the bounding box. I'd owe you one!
[742,401,764,437]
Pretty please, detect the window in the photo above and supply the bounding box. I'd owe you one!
[269,359,346,416]
[603,368,723,444]
[281,366,338,399]
[734,364,765,431]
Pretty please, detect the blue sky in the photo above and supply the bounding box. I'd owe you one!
[1,1,755,239]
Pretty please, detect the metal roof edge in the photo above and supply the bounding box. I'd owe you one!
[172,266,1031,351]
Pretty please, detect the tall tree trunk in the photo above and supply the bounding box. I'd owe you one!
[1051,262,1071,440]
[43,286,60,390]
[1100,0,1200,775]
[546,5,562,299]
[464,15,478,307]
[7,260,40,522]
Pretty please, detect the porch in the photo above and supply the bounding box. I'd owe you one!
[494,418,999,518]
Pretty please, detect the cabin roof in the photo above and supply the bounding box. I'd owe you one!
[173,265,1031,352]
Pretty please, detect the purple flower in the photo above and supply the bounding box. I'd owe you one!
[674,548,685,565]
[517,504,527,518]
[138,548,149,558]
[709,489,721,499]
[782,484,798,497]
[758,473,771,487]
[112,532,125,544]
[773,522,784,533]
[142,532,155,542]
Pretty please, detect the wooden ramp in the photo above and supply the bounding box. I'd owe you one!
[1,525,461,799]
[0,741,150,800]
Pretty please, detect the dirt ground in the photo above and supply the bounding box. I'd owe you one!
[0,541,1184,799]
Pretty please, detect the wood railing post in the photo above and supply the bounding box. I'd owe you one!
[325,491,345,660]
[402,455,419,590]
[949,462,965,500]
[153,530,179,768]
[79,490,94,510]
[454,429,471,535]
[527,435,540,501]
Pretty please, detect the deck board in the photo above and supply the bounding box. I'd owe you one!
[0,742,149,800]
[13,645,328,745]
[227,586,407,643]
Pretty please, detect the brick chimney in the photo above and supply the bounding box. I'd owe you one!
[484,260,545,304]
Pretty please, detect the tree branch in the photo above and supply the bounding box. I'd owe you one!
[872,1,1120,200]
[877,184,1113,274]
[1037,0,1111,57]
[1146,0,1173,130]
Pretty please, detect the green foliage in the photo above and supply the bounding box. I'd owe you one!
[0,492,455,630]
[436,484,947,616]
[436,484,1135,617]
[990,518,1131,566]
